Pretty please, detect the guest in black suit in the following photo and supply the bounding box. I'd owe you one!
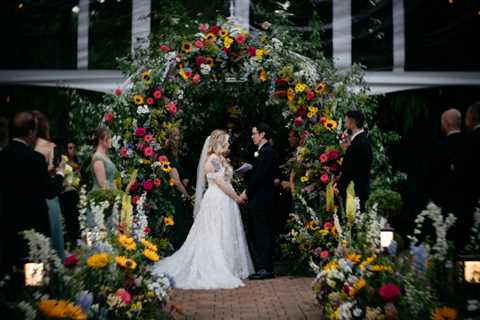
[241,123,278,280]
[337,110,373,212]
[0,112,65,274]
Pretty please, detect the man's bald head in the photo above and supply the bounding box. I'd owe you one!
[441,108,462,135]
[12,112,37,141]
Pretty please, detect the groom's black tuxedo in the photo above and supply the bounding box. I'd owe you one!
[0,140,64,273]
[246,142,278,273]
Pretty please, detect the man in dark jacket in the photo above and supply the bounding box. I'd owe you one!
[241,123,278,279]
[337,110,373,212]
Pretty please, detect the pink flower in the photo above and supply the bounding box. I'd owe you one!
[320,250,329,259]
[209,25,220,34]
[199,23,209,33]
[320,116,327,124]
[194,40,204,49]
[293,117,303,127]
[154,178,161,187]
[114,88,122,97]
[223,47,230,55]
[63,255,79,267]
[144,226,151,233]
[143,180,154,191]
[119,147,129,158]
[115,288,132,305]
[183,69,192,78]
[132,195,140,205]
[129,182,138,192]
[158,155,168,163]
[144,147,154,157]
[320,174,329,184]
[247,46,256,57]
[319,153,328,163]
[330,163,339,172]
[296,106,307,117]
[192,73,201,84]
[159,44,170,52]
[328,150,341,160]
[146,97,154,105]
[104,113,113,122]
[195,55,206,66]
[306,89,315,101]
[379,283,401,301]
[168,102,177,114]
[153,90,162,99]
[235,33,246,44]
[323,222,333,229]
[144,134,153,143]
[135,128,145,137]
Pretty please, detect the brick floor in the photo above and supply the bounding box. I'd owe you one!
[168,277,321,320]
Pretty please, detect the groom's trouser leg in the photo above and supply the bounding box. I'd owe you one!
[251,210,274,272]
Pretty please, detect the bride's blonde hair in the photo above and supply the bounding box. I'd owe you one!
[207,129,231,170]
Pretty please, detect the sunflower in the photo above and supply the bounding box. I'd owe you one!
[324,119,337,130]
[205,57,214,67]
[305,220,319,231]
[116,256,137,270]
[255,49,265,59]
[161,161,172,172]
[181,41,192,53]
[132,95,144,105]
[140,71,152,84]
[141,239,158,252]
[315,82,327,94]
[347,253,362,264]
[164,216,175,226]
[38,300,87,320]
[287,88,294,101]
[219,29,229,38]
[143,248,160,262]
[205,33,216,42]
[86,253,110,269]
[370,264,393,272]
[118,233,137,251]
[431,307,458,320]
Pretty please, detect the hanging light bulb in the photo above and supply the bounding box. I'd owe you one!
[72,6,80,14]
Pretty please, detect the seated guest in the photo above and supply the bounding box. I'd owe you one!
[0,112,64,274]
[91,127,116,190]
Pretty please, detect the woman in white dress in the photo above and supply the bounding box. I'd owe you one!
[152,130,254,289]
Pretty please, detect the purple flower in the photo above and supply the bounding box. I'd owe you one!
[76,290,93,313]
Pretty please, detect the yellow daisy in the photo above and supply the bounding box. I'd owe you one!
[144,248,160,262]
[324,119,337,130]
[181,41,192,53]
[118,233,137,251]
[295,83,306,93]
[140,71,152,84]
[164,216,175,226]
[86,252,110,269]
[224,37,234,49]
[315,82,327,94]
[132,95,144,105]
[141,239,158,252]
[219,29,229,38]
[205,33,216,42]
[116,256,137,270]
[431,307,458,320]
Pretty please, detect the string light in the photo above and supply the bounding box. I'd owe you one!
[18,3,24,9]
[72,6,80,14]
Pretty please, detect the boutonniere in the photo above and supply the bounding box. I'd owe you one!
[254,151,259,158]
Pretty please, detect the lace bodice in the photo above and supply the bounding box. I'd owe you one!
[206,157,233,186]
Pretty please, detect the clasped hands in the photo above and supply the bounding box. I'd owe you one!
[237,191,248,205]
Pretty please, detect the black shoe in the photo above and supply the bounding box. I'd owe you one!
[248,269,275,280]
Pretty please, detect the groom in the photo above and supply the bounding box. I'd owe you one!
[241,123,278,280]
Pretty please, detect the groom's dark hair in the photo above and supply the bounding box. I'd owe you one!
[255,122,272,140]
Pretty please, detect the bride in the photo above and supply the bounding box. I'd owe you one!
[152,129,254,289]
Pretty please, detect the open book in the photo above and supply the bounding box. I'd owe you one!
[234,163,253,174]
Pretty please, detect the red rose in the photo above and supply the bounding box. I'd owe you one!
[104,113,113,122]
[153,90,162,99]
[144,226,152,233]
[306,89,315,101]
[379,283,401,301]
[223,47,231,55]
[132,195,140,205]
[159,44,170,52]
[114,88,122,96]
[167,102,177,114]
[194,40,204,49]
[209,25,220,34]
[248,46,256,57]
[320,174,329,184]
[158,155,168,163]
[143,180,154,191]
[293,117,303,127]
[146,97,154,105]
[129,182,138,192]
[154,178,161,187]
[192,73,201,84]
[195,55,206,66]
[235,33,246,44]
[144,147,154,157]
[319,153,328,163]
[320,116,327,124]
[199,23,209,33]
[115,288,132,305]
[328,150,341,160]
[320,250,329,259]
[183,69,192,78]
[323,222,333,229]
[144,134,153,143]
[330,163,339,172]
[64,254,79,267]
[135,128,145,137]
[119,147,129,158]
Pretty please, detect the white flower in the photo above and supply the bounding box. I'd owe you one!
[353,307,362,317]
[254,151,259,158]
[112,135,121,150]
[137,105,150,115]
[200,64,211,75]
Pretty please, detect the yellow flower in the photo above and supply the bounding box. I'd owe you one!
[116,256,137,270]
[169,178,175,186]
[133,95,144,105]
[359,255,376,271]
[307,106,318,119]
[261,35,268,44]
[224,37,234,49]
[258,69,267,82]
[287,88,294,101]
[141,239,158,252]
[219,29,229,38]
[323,260,338,271]
[118,233,137,251]
[140,71,152,84]
[318,229,329,237]
[38,300,87,320]
[181,41,192,53]
[431,307,458,320]
[256,49,265,59]
[87,252,110,269]
[347,253,361,264]
[315,82,327,94]
[161,161,172,172]
[300,176,309,183]
[164,216,175,226]
[143,159,151,165]
[205,33,216,42]
[131,301,143,312]
[324,119,337,130]
[295,83,306,93]
[144,248,160,262]
[205,57,215,67]
[370,264,393,272]
[305,220,319,231]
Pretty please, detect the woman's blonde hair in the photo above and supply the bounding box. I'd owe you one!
[207,129,231,169]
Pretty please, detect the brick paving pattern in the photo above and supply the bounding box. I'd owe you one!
[169,277,321,319]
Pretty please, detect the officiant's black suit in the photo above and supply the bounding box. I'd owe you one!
[0,140,64,273]
[246,142,278,273]
[337,132,373,211]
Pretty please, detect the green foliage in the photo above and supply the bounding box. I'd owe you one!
[366,189,403,219]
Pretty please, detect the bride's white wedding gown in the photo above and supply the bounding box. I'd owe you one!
[152,161,254,289]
